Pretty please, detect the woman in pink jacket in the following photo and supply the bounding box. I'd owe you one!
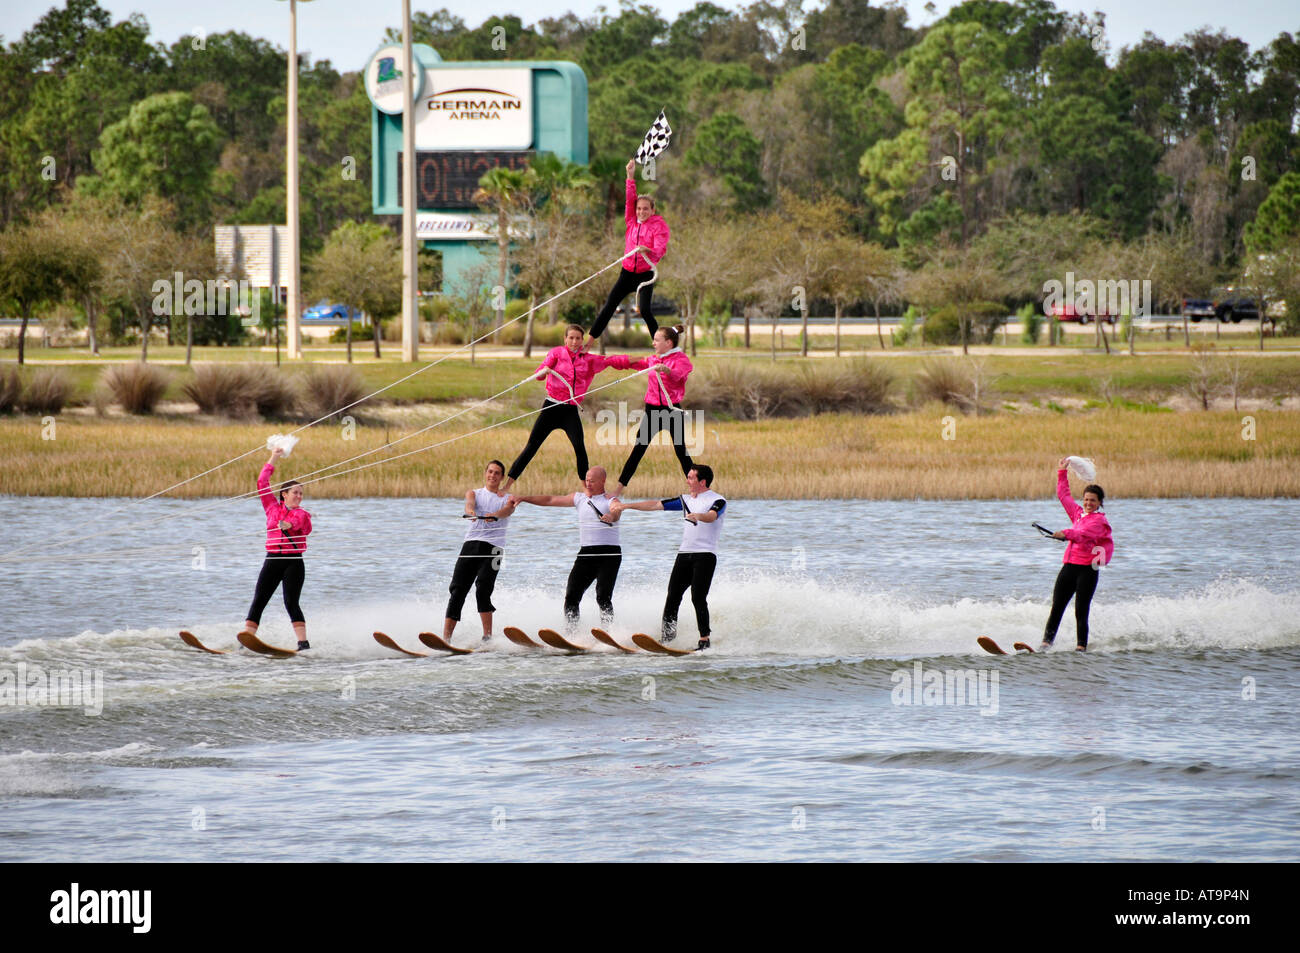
[243,446,313,650]
[501,324,633,490]
[586,158,670,348]
[1042,458,1114,652]
[613,324,694,497]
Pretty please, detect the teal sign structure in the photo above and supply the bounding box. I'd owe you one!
[367,44,588,295]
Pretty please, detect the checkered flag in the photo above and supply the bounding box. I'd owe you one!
[635,110,672,165]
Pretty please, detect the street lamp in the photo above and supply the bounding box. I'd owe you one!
[401,0,418,363]
[276,0,315,360]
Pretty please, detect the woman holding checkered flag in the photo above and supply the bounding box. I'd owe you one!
[585,154,671,349]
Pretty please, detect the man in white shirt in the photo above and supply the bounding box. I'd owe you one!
[510,466,624,632]
[610,465,725,651]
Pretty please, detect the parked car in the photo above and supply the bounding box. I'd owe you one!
[303,300,361,322]
[1048,303,1115,325]
[1212,289,1257,323]
[1184,290,1258,323]
[1181,298,1216,322]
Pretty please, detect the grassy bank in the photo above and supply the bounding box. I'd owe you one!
[3,408,1297,499]
[5,349,1300,410]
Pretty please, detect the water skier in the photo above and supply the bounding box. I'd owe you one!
[510,466,624,633]
[501,325,634,491]
[1041,457,1114,652]
[611,324,694,498]
[586,158,670,349]
[611,465,724,651]
[444,460,518,644]
[243,446,313,650]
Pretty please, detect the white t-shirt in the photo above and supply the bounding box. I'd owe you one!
[664,489,726,554]
[464,487,510,546]
[574,491,620,547]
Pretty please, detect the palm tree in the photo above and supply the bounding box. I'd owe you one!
[474,166,529,341]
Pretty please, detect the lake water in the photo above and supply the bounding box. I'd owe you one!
[1,494,1297,861]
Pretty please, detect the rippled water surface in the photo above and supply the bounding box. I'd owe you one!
[1,495,1297,861]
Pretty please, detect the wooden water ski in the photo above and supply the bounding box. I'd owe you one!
[1012,641,1037,653]
[977,636,1008,656]
[503,626,542,648]
[179,630,227,655]
[590,628,636,653]
[373,631,428,657]
[417,632,474,655]
[631,633,695,657]
[237,630,297,658]
[537,628,587,653]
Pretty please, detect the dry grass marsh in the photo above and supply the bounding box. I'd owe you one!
[2,407,1296,500]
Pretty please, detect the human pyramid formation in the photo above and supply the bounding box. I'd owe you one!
[239,160,726,654]
[231,160,1116,659]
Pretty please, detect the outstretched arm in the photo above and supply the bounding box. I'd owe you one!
[258,448,283,512]
[1056,459,1081,522]
[511,493,574,507]
[609,499,664,515]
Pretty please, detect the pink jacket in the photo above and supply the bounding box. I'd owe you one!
[623,179,669,273]
[536,346,632,406]
[1057,469,1112,566]
[629,349,693,407]
[259,463,312,554]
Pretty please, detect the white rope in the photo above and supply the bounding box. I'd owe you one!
[1,251,635,561]
[540,366,578,404]
[256,368,653,493]
[623,244,678,410]
[6,367,654,562]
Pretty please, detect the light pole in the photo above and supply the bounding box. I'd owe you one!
[401,0,418,363]
[277,0,315,360]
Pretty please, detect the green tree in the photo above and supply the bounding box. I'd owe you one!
[305,222,401,362]
[667,3,735,60]
[825,238,900,354]
[92,197,204,361]
[801,0,916,59]
[587,55,687,162]
[905,244,1008,354]
[1244,171,1300,254]
[683,111,769,212]
[860,21,1013,243]
[580,3,668,79]
[474,165,530,341]
[1028,94,1162,236]
[659,209,745,355]
[79,92,224,228]
[1114,36,1190,147]
[0,223,84,363]
[166,31,286,144]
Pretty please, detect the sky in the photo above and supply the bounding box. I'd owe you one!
[1,0,1296,70]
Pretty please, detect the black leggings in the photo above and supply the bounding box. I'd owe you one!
[446,541,503,621]
[509,400,587,482]
[1043,562,1100,648]
[563,545,622,629]
[663,551,717,640]
[591,268,657,340]
[617,404,694,487]
[246,554,305,624]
